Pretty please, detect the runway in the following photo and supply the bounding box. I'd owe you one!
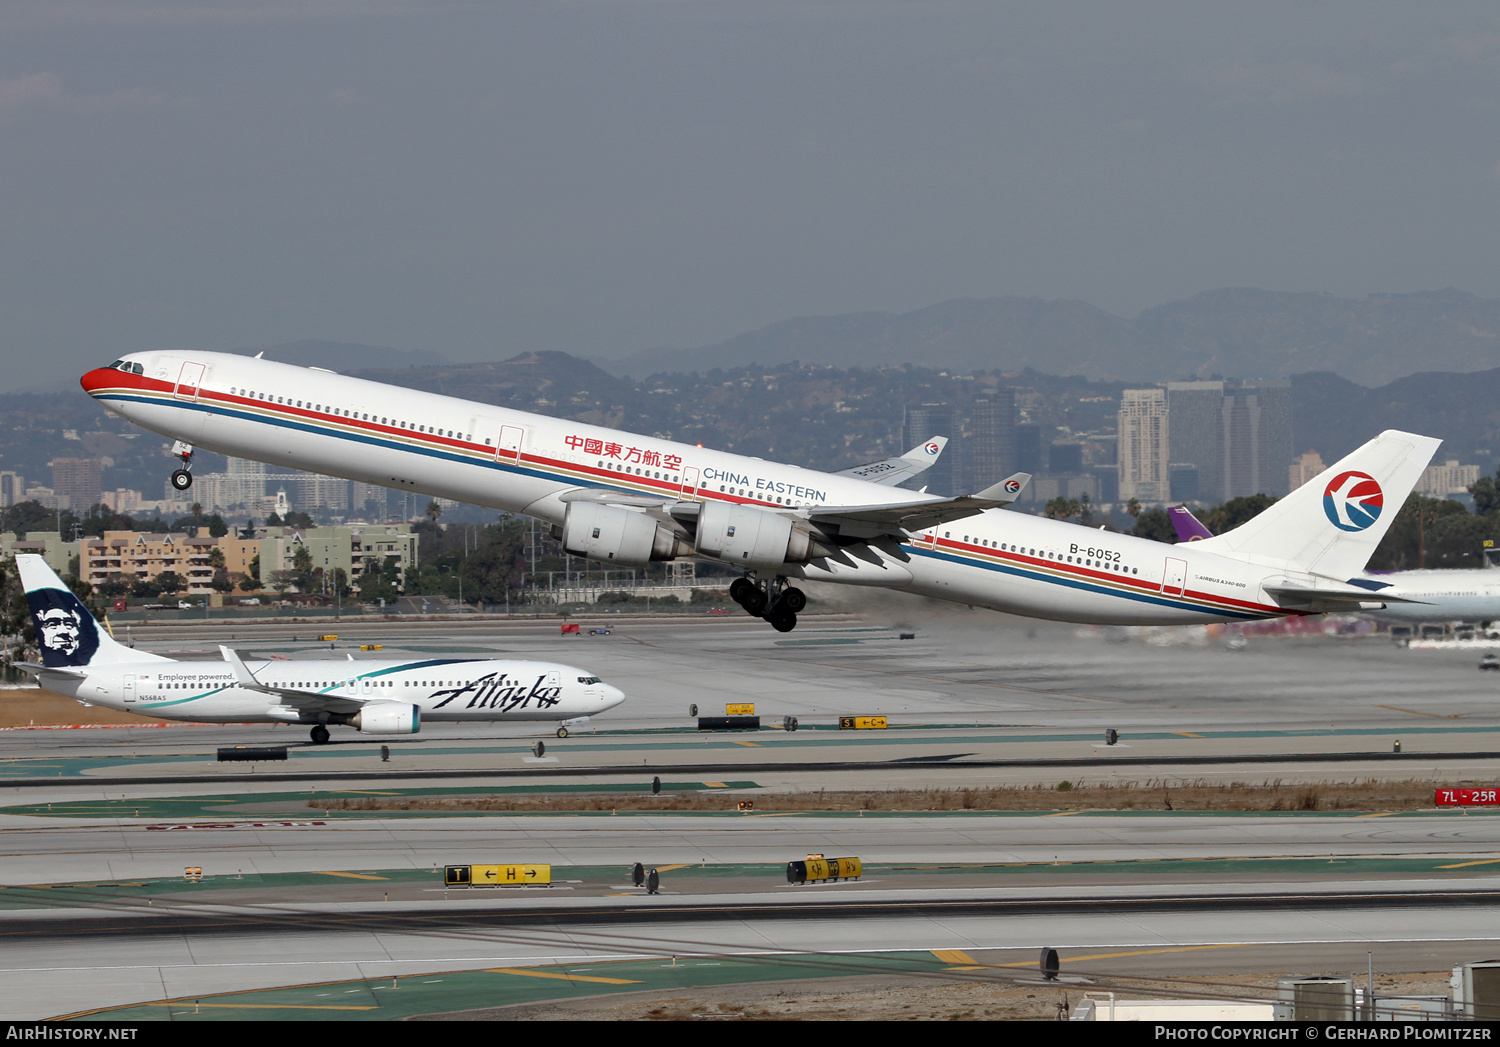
[4,610,1500,1019]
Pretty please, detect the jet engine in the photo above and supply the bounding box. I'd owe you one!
[694,501,812,568]
[561,502,686,566]
[350,702,421,735]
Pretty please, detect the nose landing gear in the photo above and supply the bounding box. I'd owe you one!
[169,441,195,491]
[731,574,806,633]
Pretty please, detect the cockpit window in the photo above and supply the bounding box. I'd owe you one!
[577,676,602,684]
[132,362,143,374]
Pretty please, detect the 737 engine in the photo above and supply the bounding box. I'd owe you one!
[560,502,687,567]
[350,702,421,735]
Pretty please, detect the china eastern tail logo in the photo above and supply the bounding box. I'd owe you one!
[924,442,941,456]
[1322,470,1384,532]
[1003,479,1022,495]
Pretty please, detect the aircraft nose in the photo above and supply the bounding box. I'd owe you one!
[601,685,625,710]
[80,368,115,396]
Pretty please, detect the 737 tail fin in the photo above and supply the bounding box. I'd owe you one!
[16,554,165,667]
[1190,430,1441,580]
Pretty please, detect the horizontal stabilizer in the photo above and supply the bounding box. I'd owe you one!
[1264,585,1427,611]
[13,662,87,678]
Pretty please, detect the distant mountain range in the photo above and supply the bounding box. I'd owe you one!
[601,288,1500,386]
[230,339,449,372]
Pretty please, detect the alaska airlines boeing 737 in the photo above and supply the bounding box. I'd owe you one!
[82,352,1441,630]
[16,554,624,743]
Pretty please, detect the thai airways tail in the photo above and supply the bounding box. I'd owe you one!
[1168,505,1214,543]
[16,554,166,668]
[1189,430,1441,580]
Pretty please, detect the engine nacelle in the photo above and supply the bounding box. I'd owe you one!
[561,502,685,567]
[694,501,812,568]
[351,702,420,735]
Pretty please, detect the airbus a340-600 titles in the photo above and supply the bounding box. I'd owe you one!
[83,351,1440,630]
[16,555,623,743]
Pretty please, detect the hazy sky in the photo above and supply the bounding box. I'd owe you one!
[5,1,1500,389]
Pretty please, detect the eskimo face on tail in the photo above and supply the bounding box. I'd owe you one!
[26,586,100,668]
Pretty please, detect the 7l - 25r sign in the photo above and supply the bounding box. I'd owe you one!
[1436,788,1500,806]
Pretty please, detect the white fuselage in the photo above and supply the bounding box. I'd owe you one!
[39,656,624,725]
[87,351,1312,626]
[1358,570,1500,624]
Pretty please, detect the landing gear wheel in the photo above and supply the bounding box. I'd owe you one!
[556,726,569,739]
[780,587,807,613]
[769,608,798,633]
[729,578,753,603]
[309,725,330,745]
[740,588,767,616]
[170,469,193,491]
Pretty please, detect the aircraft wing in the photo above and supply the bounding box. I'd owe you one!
[807,474,1032,540]
[836,437,949,487]
[558,488,670,507]
[219,645,366,714]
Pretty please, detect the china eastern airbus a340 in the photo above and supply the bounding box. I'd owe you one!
[16,555,623,743]
[83,351,1441,629]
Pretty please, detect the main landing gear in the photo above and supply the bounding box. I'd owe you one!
[169,441,194,491]
[731,575,806,633]
[310,725,330,744]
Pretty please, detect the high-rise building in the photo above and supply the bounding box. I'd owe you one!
[1166,379,1293,502]
[1166,381,1225,502]
[1288,450,1326,492]
[967,391,1016,492]
[51,458,102,514]
[1221,379,1292,500]
[901,404,957,496]
[292,473,351,512]
[0,472,24,507]
[1118,389,1170,502]
[1015,424,1043,475]
[1048,442,1083,474]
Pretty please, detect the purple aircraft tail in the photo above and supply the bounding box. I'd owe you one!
[1167,505,1214,543]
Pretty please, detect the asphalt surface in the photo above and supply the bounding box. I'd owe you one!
[5,608,1500,1019]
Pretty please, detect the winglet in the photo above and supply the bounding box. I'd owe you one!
[837,436,950,486]
[219,645,262,690]
[972,472,1031,506]
[899,435,948,466]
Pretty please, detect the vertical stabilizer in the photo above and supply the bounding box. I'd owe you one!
[1191,430,1440,579]
[16,554,166,666]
